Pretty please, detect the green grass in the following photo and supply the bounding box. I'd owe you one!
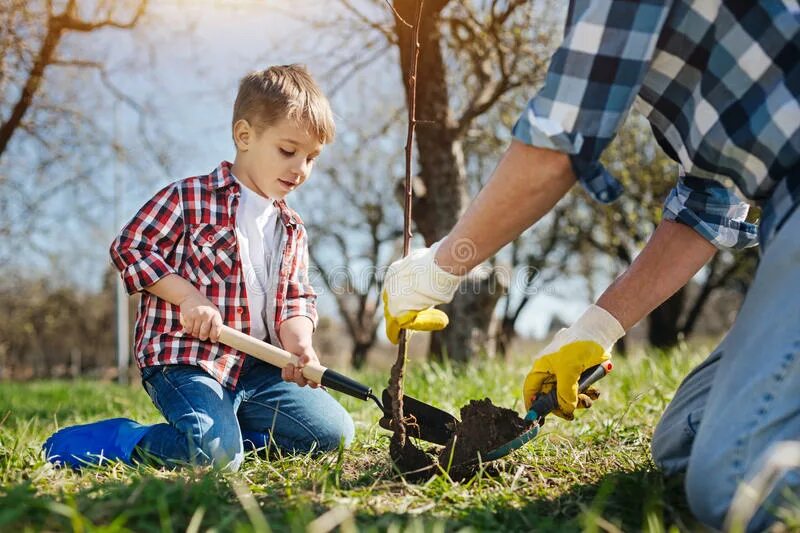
[0,343,790,532]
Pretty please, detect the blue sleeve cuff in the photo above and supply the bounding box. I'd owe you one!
[512,111,624,204]
[662,176,759,250]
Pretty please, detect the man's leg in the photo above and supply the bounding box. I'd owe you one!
[137,365,245,471]
[236,358,355,454]
[651,349,722,475]
[653,209,800,531]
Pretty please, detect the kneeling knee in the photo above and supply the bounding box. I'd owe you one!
[685,458,732,529]
[190,432,243,471]
[314,414,355,453]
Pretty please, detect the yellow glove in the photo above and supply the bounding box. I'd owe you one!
[382,291,449,344]
[382,241,464,345]
[523,305,624,420]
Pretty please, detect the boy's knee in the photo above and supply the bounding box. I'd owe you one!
[313,412,355,452]
[302,409,356,452]
[189,424,244,470]
[299,393,355,452]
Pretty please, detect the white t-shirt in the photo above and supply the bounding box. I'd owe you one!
[235,181,279,342]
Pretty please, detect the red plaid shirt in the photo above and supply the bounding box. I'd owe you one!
[110,161,317,389]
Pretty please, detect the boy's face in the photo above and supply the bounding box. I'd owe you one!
[232,117,323,200]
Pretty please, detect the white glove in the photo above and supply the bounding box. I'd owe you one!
[539,305,625,356]
[383,240,463,318]
[382,241,464,344]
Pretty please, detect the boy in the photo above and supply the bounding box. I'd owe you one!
[44,65,354,471]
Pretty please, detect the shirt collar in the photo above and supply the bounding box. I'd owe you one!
[209,160,237,190]
[212,161,299,227]
[274,200,299,227]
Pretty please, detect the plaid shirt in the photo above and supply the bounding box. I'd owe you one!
[513,1,799,248]
[110,161,317,389]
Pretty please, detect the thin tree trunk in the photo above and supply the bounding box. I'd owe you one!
[351,342,369,368]
[647,286,687,349]
[389,0,427,451]
[394,0,497,362]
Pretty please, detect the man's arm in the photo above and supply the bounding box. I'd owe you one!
[435,141,575,275]
[597,219,716,330]
[431,142,718,328]
[520,218,716,418]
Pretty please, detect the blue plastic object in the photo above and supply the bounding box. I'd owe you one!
[42,418,153,468]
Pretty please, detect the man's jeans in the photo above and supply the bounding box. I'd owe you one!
[652,207,800,531]
[137,356,355,471]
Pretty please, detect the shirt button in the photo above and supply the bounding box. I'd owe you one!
[236,307,244,315]
[206,235,214,242]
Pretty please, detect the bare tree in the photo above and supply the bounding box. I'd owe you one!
[303,119,405,366]
[0,0,147,156]
[298,0,559,361]
[0,0,157,266]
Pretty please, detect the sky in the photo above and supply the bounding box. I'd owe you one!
[6,0,598,340]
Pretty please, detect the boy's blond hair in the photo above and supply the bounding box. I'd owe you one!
[232,64,335,144]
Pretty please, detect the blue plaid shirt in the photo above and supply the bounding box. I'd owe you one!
[513,1,799,248]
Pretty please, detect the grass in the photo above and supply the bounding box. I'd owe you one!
[0,343,792,532]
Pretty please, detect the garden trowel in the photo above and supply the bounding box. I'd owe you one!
[378,389,459,445]
[217,326,457,438]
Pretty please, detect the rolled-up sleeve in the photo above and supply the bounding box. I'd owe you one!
[512,0,672,203]
[109,183,183,294]
[663,176,759,249]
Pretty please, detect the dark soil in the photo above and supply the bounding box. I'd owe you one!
[438,398,533,480]
[389,398,533,482]
[389,432,438,482]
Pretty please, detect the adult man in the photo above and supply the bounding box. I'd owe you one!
[383,2,798,530]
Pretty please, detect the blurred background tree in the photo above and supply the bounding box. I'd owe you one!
[0,0,164,267]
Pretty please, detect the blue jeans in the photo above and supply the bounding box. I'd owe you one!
[137,356,355,471]
[652,206,800,531]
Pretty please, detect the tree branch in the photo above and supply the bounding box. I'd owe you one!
[0,1,148,158]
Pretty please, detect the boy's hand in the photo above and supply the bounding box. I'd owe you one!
[282,346,321,388]
[178,292,223,342]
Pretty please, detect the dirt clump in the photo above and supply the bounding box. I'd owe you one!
[438,398,533,480]
[389,425,438,482]
[388,398,532,482]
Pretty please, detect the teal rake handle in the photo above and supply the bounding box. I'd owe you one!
[526,361,613,423]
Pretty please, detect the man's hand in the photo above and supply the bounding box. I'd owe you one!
[523,305,624,420]
[382,241,461,344]
[282,345,321,388]
[179,292,223,342]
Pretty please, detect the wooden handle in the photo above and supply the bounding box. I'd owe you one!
[217,325,326,384]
